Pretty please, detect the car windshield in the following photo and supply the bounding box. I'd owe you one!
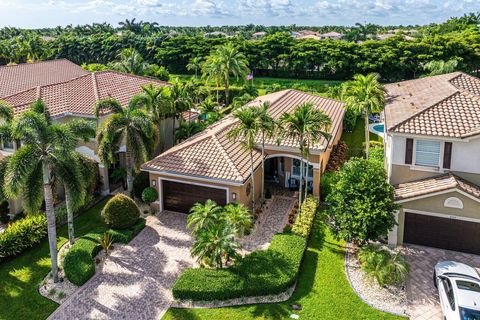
[457,280,480,293]
[460,307,480,320]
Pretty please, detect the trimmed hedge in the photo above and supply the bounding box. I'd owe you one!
[101,194,140,229]
[0,214,47,262]
[172,233,306,301]
[64,218,146,286]
[292,197,318,238]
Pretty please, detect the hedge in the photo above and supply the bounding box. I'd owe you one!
[291,196,318,238]
[0,214,47,262]
[172,233,306,301]
[64,218,146,286]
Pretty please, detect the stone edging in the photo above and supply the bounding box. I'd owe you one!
[171,282,297,308]
[344,243,408,318]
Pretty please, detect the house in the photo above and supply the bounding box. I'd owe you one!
[319,31,344,40]
[0,59,169,213]
[203,31,229,38]
[141,89,345,213]
[252,31,267,40]
[383,72,480,254]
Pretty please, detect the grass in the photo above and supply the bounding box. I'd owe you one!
[0,198,109,320]
[341,117,383,158]
[162,213,404,320]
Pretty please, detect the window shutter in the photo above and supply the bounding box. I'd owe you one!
[405,138,413,164]
[443,142,452,169]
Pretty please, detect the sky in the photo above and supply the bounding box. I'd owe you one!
[0,0,479,28]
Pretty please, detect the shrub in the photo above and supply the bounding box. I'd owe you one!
[63,232,102,286]
[369,145,384,164]
[132,171,150,199]
[55,203,68,225]
[173,233,306,301]
[0,214,47,262]
[141,187,158,204]
[320,171,337,201]
[358,244,409,287]
[343,109,358,132]
[0,201,9,224]
[101,194,140,229]
[144,64,170,81]
[99,232,113,255]
[291,197,318,238]
[326,158,399,244]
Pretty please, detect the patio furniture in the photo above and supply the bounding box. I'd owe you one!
[368,114,381,123]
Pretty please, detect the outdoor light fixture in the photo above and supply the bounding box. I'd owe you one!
[152,180,156,186]
[232,192,237,201]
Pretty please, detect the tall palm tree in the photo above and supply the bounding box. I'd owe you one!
[228,106,259,210]
[255,102,276,202]
[280,103,332,206]
[186,57,203,78]
[204,44,249,106]
[4,100,81,282]
[95,98,155,193]
[169,79,193,143]
[187,199,223,235]
[202,56,222,104]
[343,73,385,159]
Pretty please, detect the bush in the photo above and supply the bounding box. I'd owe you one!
[144,64,170,81]
[326,158,399,244]
[320,171,337,201]
[0,214,47,262]
[55,203,68,225]
[291,197,318,238]
[369,145,384,164]
[132,171,150,199]
[358,244,409,287]
[63,232,102,286]
[0,201,9,224]
[101,194,140,229]
[172,233,306,301]
[343,109,358,132]
[141,187,158,204]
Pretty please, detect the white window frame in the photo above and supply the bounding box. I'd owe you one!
[291,159,314,180]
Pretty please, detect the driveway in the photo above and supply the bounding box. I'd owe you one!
[48,211,194,320]
[403,245,480,320]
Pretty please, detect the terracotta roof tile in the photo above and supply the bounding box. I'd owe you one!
[384,72,480,138]
[394,173,480,201]
[142,90,345,183]
[0,59,89,98]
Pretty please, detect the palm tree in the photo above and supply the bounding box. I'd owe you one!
[228,106,259,210]
[114,47,146,75]
[204,44,249,106]
[187,199,223,235]
[0,100,14,149]
[175,120,204,143]
[95,97,155,193]
[186,57,203,78]
[255,102,276,202]
[279,103,332,206]
[4,100,82,282]
[343,73,385,159]
[190,221,240,268]
[202,56,222,104]
[223,203,253,236]
[169,79,193,143]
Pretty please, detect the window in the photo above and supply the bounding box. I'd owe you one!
[292,159,313,178]
[442,278,456,311]
[415,140,441,167]
[1,138,14,150]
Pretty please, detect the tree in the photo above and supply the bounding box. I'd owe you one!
[204,43,249,106]
[175,120,204,143]
[228,106,259,210]
[169,79,193,143]
[114,47,146,75]
[343,73,385,159]
[223,203,253,236]
[4,100,82,282]
[187,199,223,235]
[186,56,203,77]
[254,102,276,202]
[279,103,331,206]
[423,59,458,76]
[0,100,14,150]
[326,158,399,244]
[95,97,155,193]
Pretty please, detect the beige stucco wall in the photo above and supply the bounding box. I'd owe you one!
[390,164,480,186]
[394,191,480,245]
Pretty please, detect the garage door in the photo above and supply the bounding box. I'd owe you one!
[162,180,227,213]
[404,212,480,254]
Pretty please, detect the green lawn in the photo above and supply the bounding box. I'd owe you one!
[0,198,109,320]
[341,117,383,158]
[162,214,404,320]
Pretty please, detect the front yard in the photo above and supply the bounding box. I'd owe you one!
[163,212,404,320]
[0,198,109,320]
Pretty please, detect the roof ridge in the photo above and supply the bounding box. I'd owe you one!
[91,73,100,101]
[96,70,170,86]
[211,134,243,181]
[0,58,72,70]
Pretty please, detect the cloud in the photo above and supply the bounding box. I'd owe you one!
[237,0,303,17]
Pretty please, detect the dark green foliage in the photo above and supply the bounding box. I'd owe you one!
[106,228,132,244]
[320,171,337,201]
[172,233,306,301]
[144,64,170,81]
[131,217,146,236]
[141,187,158,204]
[101,194,140,229]
[63,232,102,285]
[358,244,409,287]
[54,203,68,225]
[291,197,318,238]
[343,110,358,132]
[0,201,9,224]
[0,214,47,261]
[369,145,385,164]
[110,167,127,184]
[132,171,149,199]
[326,158,399,244]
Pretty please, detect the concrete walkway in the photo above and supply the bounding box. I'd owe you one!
[48,212,194,320]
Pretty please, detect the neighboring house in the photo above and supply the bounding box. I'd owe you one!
[141,89,345,213]
[384,72,480,254]
[203,31,229,38]
[319,31,344,40]
[252,31,267,40]
[0,59,169,213]
[377,33,415,41]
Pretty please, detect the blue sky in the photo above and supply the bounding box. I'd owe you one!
[0,0,479,28]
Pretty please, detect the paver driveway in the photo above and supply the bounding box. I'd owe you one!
[403,245,480,320]
[48,211,194,320]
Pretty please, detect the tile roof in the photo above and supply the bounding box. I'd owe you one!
[2,71,169,118]
[384,72,480,138]
[394,173,480,201]
[0,59,89,98]
[142,89,345,183]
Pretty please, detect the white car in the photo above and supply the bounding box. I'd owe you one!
[434,261,480,320]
